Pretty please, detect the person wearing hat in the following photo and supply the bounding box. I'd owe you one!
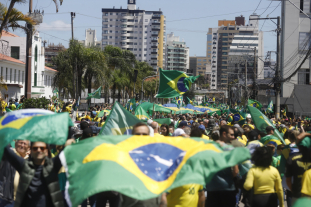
[172,121,188,137]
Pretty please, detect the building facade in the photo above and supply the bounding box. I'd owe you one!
[280,0,311,97]
[207,15,264,91]
[44,43,66,66]
[79,28,101,47]
[189,56,208,76]
[102,0,166,72]
[166,32,189,72]
[0,31,57,99]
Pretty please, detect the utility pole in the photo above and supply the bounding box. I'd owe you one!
[25,0,33,98]
[244,59,248,108]
[252,47,257,99]
[70,12,77,101]
[249,16,281,118]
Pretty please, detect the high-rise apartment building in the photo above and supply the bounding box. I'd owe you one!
[102,0,166,72]
[207,15,264,90]
[166,32,189,72]
[44,43,66,66]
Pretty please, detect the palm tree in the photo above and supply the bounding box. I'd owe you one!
[0,0,63,36]
[84,47,106,105]
[0,2,36,36]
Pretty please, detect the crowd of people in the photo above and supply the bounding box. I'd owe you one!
[1,99,311,207]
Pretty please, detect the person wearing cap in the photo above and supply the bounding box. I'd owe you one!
[198,125,209,140]
[172,121,188,137]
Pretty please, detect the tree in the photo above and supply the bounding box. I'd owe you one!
[0,2,35,37]
[0,0,63,36]
[84,46,106,105]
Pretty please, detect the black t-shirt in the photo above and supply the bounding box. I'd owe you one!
[285,153,311,197]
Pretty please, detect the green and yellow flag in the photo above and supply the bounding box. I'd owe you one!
[135,106,150,120]
[53,88,59,98]
[248,99,262,109]
[266,100,273,113]
[99,102,142,135]
[97,110,111,118]
[59,135,251,207]
[86,86,102,100]
[156,68,199,98]
[0,109,73,160]
[248,106,285,144]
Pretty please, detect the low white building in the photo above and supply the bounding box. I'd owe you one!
[0,31,57,99]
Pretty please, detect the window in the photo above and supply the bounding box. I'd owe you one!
[109,36,112,39]
[103,36,108,39]
[110,13,113,15]
[22,71,24,84]
[11,46,20,59]
[103,24,108,28]
[110,19,113,21]
[198,63,202,65]
[221,66,227,69]
[110,25,113,27]
[103,13,108,16]
[300,0,303,12]
[14,69,16,82]
[222,33,228,36]
[298,69,310,84]
[207,34,212,41]
[198,59,201,61]
[103,30,108,34]
[203,59,206,62]
[0,67,2,79]
[6,68,8,82]
[208,55,211,57]
[18,70,20,83]
[103,18,108,22]
[299,32,311,51]
[10,69,12,82]
[145,19,148,22]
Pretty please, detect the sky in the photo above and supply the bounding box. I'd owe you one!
[5,0,281,59]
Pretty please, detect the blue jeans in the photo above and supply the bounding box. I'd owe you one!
[0,198,14,207]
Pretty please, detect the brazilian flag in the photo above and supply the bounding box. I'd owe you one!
[266,100,273,113]
[135,106,150,120]
[99,102,142,135]
[59,135,251,207]
[248,99,262,109]
[0,109,73,160]
[227,108,245,125]
[156,68,200,98]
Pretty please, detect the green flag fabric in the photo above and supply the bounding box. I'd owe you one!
[59,135,251,207]
[135,106,150,120]
[156,68,199,98]
[248,99,262,109]
[266,100,273,113]
[139,102,171,114]
[99,102,142,135]
[86,86,102,100]
[153,118,171,125]
[97,110,111,118]
[53,88,59,98]
[293,198,311,207]
[0,109,72,160]
[248,106,285,144]
[228,108,246,125]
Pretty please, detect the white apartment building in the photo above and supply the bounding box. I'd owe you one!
[280,0,311,97]
[166,32,189,72]
[102,0,166,72]
[79,28,101,47]
[0,31,57,99]
[207,28,218,90]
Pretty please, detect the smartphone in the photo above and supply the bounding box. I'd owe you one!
[298,122,301,128]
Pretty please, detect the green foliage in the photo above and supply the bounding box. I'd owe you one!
[21,97,50,109]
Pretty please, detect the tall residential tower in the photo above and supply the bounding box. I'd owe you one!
[102,0,166,72]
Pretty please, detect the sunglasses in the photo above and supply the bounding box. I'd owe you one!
[31,147,47,151]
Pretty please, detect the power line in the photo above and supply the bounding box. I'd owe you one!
[254,0,263,14]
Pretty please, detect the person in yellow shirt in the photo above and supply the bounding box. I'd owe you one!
[244,146,284,207]
[301,169,311,197]
[164,184,205,207]
[0,99,7,114]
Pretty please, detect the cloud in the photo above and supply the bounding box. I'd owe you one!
[36,20,71,31]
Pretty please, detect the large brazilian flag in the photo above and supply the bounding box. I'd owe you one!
[156,68,199,98]
[0,109,73,160]
[59,135,251,207]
